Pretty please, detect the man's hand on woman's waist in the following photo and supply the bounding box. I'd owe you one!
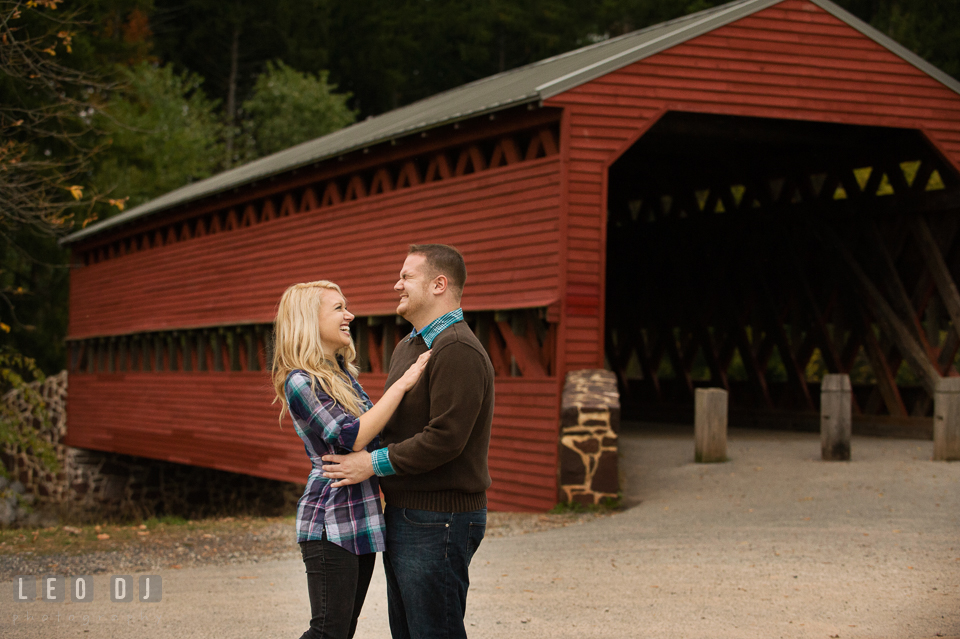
[321,450,374,487]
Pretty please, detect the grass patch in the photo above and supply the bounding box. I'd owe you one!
[0,515,295,558]
[549,495,623,514]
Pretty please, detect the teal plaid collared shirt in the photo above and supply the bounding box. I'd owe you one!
[408,308,464,348]
[371,308,464,477]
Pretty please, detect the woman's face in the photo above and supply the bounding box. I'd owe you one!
[317,290,355,356]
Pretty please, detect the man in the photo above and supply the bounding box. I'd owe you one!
[321,244,494,639]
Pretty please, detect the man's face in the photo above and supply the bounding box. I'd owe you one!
[394,253,433,325]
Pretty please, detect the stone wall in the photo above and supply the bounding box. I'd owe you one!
[1,371,69,501]
[558,369,620,506]
[2,371,300,524]
[61,449,302,522]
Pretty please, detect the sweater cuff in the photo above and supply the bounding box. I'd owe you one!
[371,448,397,477]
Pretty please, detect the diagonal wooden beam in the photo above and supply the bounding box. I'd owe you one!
[733,322,774,409]
[821,226,940,394]
[638,328,662,400]
[787,245,843,372]
[604,326,631,390]
[718,330,737,373]
[867,221,934,354]
[756,331,776,376]
[860,309,907,417]
[753,258,815,410]
[910,215,960,349]
[694,321,729,391]
[486,324,510,377]
[661,323,694,398]
[496,321,547,377]
[858,311,908,418]
[680,329,699,373]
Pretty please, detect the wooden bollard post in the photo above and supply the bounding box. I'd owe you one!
[820,374,852,461]
[933,377,960,461]
[695,388,728,463]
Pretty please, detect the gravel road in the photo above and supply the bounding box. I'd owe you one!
[1,425,957,639]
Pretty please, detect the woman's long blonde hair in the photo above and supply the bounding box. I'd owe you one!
[272,280,365,423]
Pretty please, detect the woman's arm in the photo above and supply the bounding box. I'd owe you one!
[352,351,430,451]
[286,372,363,451]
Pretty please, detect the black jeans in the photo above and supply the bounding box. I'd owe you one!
[299,533,376,639]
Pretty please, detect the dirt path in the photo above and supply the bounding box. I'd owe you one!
[1,427,957,638]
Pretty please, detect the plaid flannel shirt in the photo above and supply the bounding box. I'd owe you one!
[285,364,385,554]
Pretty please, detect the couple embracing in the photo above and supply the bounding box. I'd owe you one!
[271,244,494,639]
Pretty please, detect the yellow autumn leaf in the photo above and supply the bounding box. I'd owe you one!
[57,31,73,53]
[108,197,129,211]
[42,46,56,56]
[0,323,10,334]
[68,185,83,200]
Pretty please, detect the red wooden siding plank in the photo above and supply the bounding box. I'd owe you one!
[68,161,564,337]
[65,374,560,511]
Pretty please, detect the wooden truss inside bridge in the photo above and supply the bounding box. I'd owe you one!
[605,112,960,436]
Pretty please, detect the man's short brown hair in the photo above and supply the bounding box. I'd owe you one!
[409,244,467,298]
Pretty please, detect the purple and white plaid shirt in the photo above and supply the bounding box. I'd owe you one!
[285,364,385,554]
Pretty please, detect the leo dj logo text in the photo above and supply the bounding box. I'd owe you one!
[14,575,162,602]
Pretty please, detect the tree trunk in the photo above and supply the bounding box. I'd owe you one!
[224,25,240,169]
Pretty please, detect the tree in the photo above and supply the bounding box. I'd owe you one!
[91,62,225,209]
[150,0,296,166]
[0,0,114,375]
[1,0,153,374]
[239,60,355,159]
[148,0,960,123]
[846,0,960,77]
[0,0,105,240]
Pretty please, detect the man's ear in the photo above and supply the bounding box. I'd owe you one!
[432,274,448,296]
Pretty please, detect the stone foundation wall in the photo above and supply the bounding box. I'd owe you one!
[62,449,302,522]
[558,369,620,506]
[1,371,70,501]
[2,371,301,524]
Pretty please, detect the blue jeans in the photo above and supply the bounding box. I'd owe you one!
[383,506,486,639]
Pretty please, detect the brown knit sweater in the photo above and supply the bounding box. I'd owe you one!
[380,321,494,512]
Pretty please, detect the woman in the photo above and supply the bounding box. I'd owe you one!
[272,280,429,639]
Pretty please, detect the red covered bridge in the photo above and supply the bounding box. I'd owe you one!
[63,0,960,511]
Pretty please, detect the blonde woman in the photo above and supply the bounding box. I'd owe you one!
[273,280,429,639]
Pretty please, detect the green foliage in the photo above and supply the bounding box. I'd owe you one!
[151,0,295,120]
[593,0,725,38]
[143,514,188,527]
[0,228,70,374]
[240,61,355,159]
[91,62,224,211]
[0,353,57,476]
[805,347,828,383]
[550,495,622,513]
[838,0,960,78]
[0,0,104,235]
